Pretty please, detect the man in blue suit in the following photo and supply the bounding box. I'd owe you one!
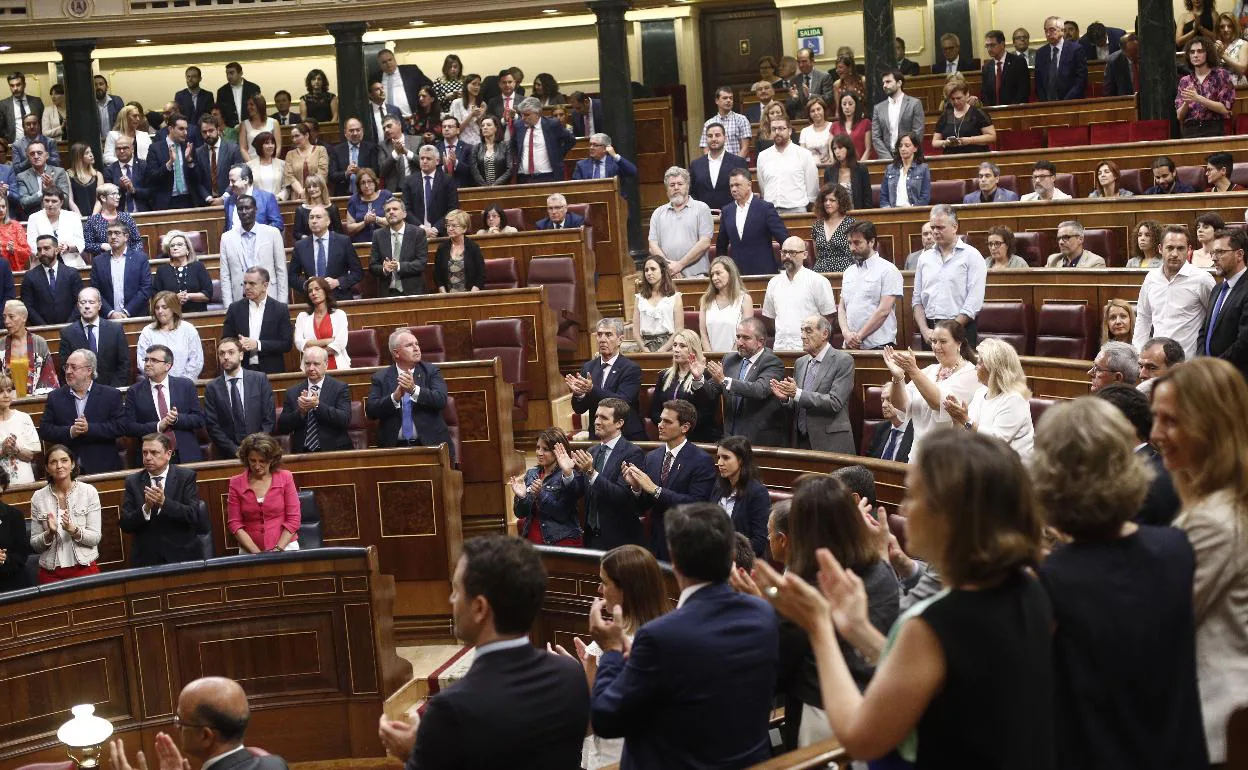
[689,123,749,212]
[535,193,585,230]
[365,82,402,144]
[59,288,130,388]
[222,164,283,232]
[572,133,637,197]
[289,205,363,300]
[123,343,207,464]
[715,167,789,275]
[1035,16,1089,101]
[144,116,202,210]
[204,337,276,459]
[195,114,244,205]
[91,223,152,319]
[621,399,717,560]
[1078,22,1126,60]
[570,397,647,549]
[435,115,475,189]
[513,97,575,183]
[22,237,82,325]
[570,91,605,138]
[590,501,779,769]
[567,318,647,441]
[92,76,124,138]
[401,146,459,237]
[963,161,1021,204]
[174,66,215,127]
[102,135,150,214]
[38,349,126,475]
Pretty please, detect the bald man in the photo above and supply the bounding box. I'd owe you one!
[109,676,288,770]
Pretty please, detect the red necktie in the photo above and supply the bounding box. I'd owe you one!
[995,60,1003,102]
[156,384,177,449]
[527,127,536,175]
[445,146,456,174]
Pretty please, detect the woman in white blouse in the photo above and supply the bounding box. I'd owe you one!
[0,373,41,484]
[943,338,1034,460]
[699,257,753,353]
[882,319,980,459]
[240,94,281,162]
[449,74,486,146]
[102,105,152,166]
[246,131,286,200]
[135,291,204,380]
[798,96,834,164]
[294,277,351,370]
[632,256,682,352]
[29,445,102,583]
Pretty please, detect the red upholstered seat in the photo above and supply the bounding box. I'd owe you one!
[408,324,446,363]
[566,203,590,223]
[348,401,367,449]
[1118,168,1145,194]
[1012,232,1046,266]
[526,256,581,351]
[1046,125,1089,148]
[996,174,1017,192]
[870,184,881,207]
[1176,166,1206,192]
[1232,163,1248,189]
[976,301,1034,356]
[922,134,941,157]
[502,207,525,230]
[859,385,886,456]
[1029,397,1057,429]
[1081,229,1119,266]
[443,395,461,467]
[1130,119,1171,141]
[483,258,519,290]
[1054,173,1077,197]
[888,512,909,552]
[683,310,700,335]
[1034,303,1093,360]
[930,179,967,205]
[346,328,380,367]
[1089,121,1131,145]
[997,128,1044,151]
[472,318,529,422]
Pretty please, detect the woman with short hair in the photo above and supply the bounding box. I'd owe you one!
[477,204,519,235]
[932,82,996,153]
[246,131,285,199]
[228,433,301,553]
[1191,211,1225,268]
[943,337,1035,460]
[344,167,392,244]
[152,230,213,314]
[0,300,58,395]
[135,291,204,380]
[83,182,140,260]
[29,445,102,583]
[984,225,1029,269]
[882,319,980,458]
[434,210,485,293]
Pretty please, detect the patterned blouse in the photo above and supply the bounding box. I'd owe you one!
[432,77,464,112]
[1175,67,1236,122]
[813,215,856,272]
[83,212,140,260]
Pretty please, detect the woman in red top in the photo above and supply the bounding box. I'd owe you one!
[0,197,30,271]
[227,433,301,553]
[829,90,872,162]
[294,277,350,370]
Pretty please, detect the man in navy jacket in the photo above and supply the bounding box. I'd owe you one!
[715,167,789,275]
[572,134,637,197]
[1035,16,1089,101]
[689,123,749,211]
[567,319,647,441]
[123,343,207,463]
[38,349,126,475]
[289,205,363,300]
[90,223,152,319]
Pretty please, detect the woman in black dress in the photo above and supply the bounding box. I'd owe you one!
[647,329,722,444]
[152,230,213,313]
[300,68,338,124]
[932,82,996,154]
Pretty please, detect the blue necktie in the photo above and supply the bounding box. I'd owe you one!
[1206,280,1232,354]
[732,357,750,424]
[85,323,97,353]
[315,237,327,277]
[401,392,416,441]
[881,428,901,461]
[423,175,433,225]
[46,268,56,293]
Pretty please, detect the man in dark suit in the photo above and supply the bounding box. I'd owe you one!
[38,349,125,475]
[570,91,605,138]
[771,315,856,453]
[273,90,301,127]
[980,30,1031,106]
[373,49,432,125]
[570,397,647,549]
[174,66,215,127]
[435,115,475,189]
[276,347,353,453]
[1094,384,1181,526]
[512,97,575,184]
[567,318,647,441]
[328,118,381,197]
[91,222,152,319]
[572,133,638,196]
[59,287,129,388]
[22,237,82,326]
[485,71,522,138]
[1202,228,1248,377]
[214,62,261,128]
[715,167,789,276]
[144,115,202,210]
[1035,16,1089,101]
[621,399,717,560]
[195,114,244,205]
[535,192,585,230]
[123,344,207,463]
[932,32,981,74]
[590,502,779,769]
[204,337,276,459]
[93,76,124,139]
[689,123,749,212]
[895,37,922,77]
[369,198,427,296]
[867,395,914,462]
[707,318,788,445]
[119,434,207,567]
[0,72,44,143]
[378,535,588,770]
[103,134,150,214]
[402,146,458,237]
[365,329,452,456]
[1078,21,1126,60]
[289,205,363,300]
[365,82,402,144]
[1104,34,1140,96]
[221,266,294,374]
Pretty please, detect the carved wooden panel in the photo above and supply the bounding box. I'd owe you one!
[377,480,437,538]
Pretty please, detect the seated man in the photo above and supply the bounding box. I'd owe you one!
[964,161,1020,204]
[204,337,276,459]
[369,197,428,296]
[288,204,362,300]
[745,79,786,122]
[119,433,207,566]
[22,235,83,326]
[59,287,129,387]
[1020,160,1071,201]
[904,222,935,271]
[867,395,913,462]
[1088,340,1140,393]
[10,113,61,174]
[221,267,294,374]
[123,343,207,463]
[647,166,713,278]
[1045,220,1106,267]
[16,141,70,219]
[535,192,585,230]
[90,221,152,319]
[365,329,452,456]
[769,315,855,453]
[276,347,353,453]
[38,350,125,475]
[1142,156,1198,195]
[762,236,836,351]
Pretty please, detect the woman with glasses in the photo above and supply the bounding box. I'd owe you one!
[984,225,1029,269]
[82,183,137,261]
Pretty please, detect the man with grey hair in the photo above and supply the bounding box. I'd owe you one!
[1046,220,1105,267]
[537,192,585,230]
[513,95,574,183]
[566,318,647,440]
[1089,340,1139,392]
[913,204,986,347]
[770,314,855,452]
[402,144,458,237]
[963,161,1019,204]
[59,286,130,387]
[39,348,127,475]
[648,166,713,278]
[572,133,637,198]
[365,328,451,454]
[1035,14,1088,101]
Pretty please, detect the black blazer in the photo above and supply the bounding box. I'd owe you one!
[204,369,276,459]
[103,159,152,213]
[980,52,1031,106]
[221,297,294,374]
[290,231,363,299]
[1201,273,1248,378]
[21,259,83,326]
[571,356,646,441]
[689,151,749,211]
[119,464,207,567]
[469,140,518,186]
[38,384,125,475]
[1103,50,1136,96]
[712,477,771,556]
[823,163,872,210]
[434,139,476,189]
[276,376,353,453]
[433,238,485,292]
[401,169,459,235]
[573,436,646,550]
[214,79,262,127]
[152,261,214,314]
[144,139,205,210]
[59,318,129,388]
[364,363,451,455]
[328,140,382,197]
[0,501,31,591]
[931,56,981,74]
[1135,445,1181,527]
[123,376,207,463]
[369,224,428,295]
[174,88,215,127]
[867,421,914,463]
[194,140,245,200]
[649,371,723,444]
[721,350,789,447]
[406,643,587,770]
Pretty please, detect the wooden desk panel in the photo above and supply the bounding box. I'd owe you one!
[903,65,1108,112]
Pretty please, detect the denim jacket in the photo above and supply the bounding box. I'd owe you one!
[514,466,583,543]
[879,162,931,208]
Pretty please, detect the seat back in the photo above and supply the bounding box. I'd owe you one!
[196,500,214,559]
[1054,173,1077,197]
[408,324,446,363]
[208,279,224,311]
[1012,232,1045,266]
[1081,229,1119,266]
[472,318,529,421]
[976,301,1034,356]
[1034,303,1093,359]
[297,489,322,548]
[1046,125,1089,148]
[1130,119,1171,141]
[444,395,462,467]
[1176,165,1206,191]
[502,207,525,230]
[1088,121,1130,145]
[349,401,367,449]
[526,256,581,350]
[483,257,519,290]
[997,128,1045,151]
[683,309,701,335]
[566,203,591,223]
[930,179,966,205]
[859,385,886,456]
[14,763,76,770]
[1029,397,1057,429]
[346,328,380,367]
[1118,168,1145,194]
[1232,162,1248,189]
[996,174,1017,192]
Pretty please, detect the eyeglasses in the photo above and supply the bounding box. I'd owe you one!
[987,240,1006,247]
[1209,248,1239,256]
[144,356,171,365]
[1057,234,1080,241]
[1032,173,1053,181]
[1088,363,1111,375]
[780,249,806,256]
[172,714,211,730]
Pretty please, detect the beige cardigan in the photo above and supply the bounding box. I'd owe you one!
[29,481,102,571]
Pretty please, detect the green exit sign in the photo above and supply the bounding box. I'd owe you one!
[797,26,823,37]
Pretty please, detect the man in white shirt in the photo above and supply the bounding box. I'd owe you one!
[755,117,818,214]
[762,236,837,351]
[1133,224,1216,359]
[1020,160,1071,201]
[648,166,713,278]
[838,221,903,349]
[377,49,416,119]
[912,204,988,347]
[219,194,287,305]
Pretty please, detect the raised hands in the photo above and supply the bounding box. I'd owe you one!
[769,377,798,400]
[553,443,575,476]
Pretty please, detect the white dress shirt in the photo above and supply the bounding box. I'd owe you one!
[734,193,752,239]
[519,123,553,174]
[1132,261,1216,359]
[762,267,837,351]
[886,92,904,149]
[247,296,267,365]
[230,83,245,123]
[383,71,412,115]
[912,240,988,321]
[707,151,725,189]
[141,470,168,520]
[842,253,904,348]
[756,142,819,210]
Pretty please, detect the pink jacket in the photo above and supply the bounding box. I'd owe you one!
[227,469,300,551]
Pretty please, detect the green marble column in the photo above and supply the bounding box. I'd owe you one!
[55,38,101,169]
[863,0,898,106]
[1137,0,1178,123]
[327,22,369,132]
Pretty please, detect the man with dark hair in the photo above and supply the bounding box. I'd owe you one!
[839,220,903,349]
[570,397,646,549]
[894,37,921,76]
[1078,21,1126,60]
[272,90,300,126]
[196,113,244,205]
[1201,227,1248,377]
[767,499,791,564]
[119,433,207,566]
[373,49,432,126]
[981,29,1031,106]
[1139,336,1185,386]
[221,267,294,374]
[91,221,152,319]
[93,75,124,141]
[379,535,588,769]
[145,115,201,210]
[1205,152,1244,193]
[204,337,276,459]
[688,123,748,212]
[590,502,779,769]
[965,161,1020,204]
[1133,225,1215,359]
[174,66,214,127]
[715,167,789,276]
[22,235,82,326]
[621,399,718,560]
[1143,156,1197,195]
[223,164,283,232]
[1103,33,1139,96]
[0,71,43,143]
[707,317,787,446]
[123,343,207,463]
[870,70,924,161]
[110,676,287,770]
[1021,159,1070,201]
[214,62,261,128]
[1095,383,1181,526]
[868,394,913,462]
[831,464,877,508]
[698,86,752,159]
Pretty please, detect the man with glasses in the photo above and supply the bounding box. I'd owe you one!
[1035,15,1088,101]
[980,29,1030,106]
[1088,341,1139,393]
[38,349,126,475]
[963,161,1019,204]
[1045,220,1106,267]
[103,135,150,213]
[770,315,855,452]
[276,346,352,454]
[1020,160,1071,201]
[572,133,638,199]
[1200,228,1248,376]
[1133,224,1216,359]
[912,204,986,348]
[762,235,836,351]
[1013,28,1036,66]
[123,343,206,463]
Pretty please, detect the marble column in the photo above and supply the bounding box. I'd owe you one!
[932,0,973,74]
[327,22,368,131]
[55,38,101,168]
[1137,0,1178,123]
[588,0,644,258]
[862,0,897,106]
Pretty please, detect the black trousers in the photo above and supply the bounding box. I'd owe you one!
[1181,119,1224,139]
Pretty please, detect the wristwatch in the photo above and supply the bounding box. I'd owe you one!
[963,421,973,431]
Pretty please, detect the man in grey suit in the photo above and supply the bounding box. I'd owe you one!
[218,195,287,305]
[0,72,44,143]
[378,115,422,192]
[370,197,428,296]
[870,70,925,161]
[706,318,789,446]
[769,315,855,453]
[16,142,71,217]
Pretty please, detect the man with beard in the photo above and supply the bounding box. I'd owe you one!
[1200,228,1248,376]
[688,122,748,212]
[762,235,836,351]
[647,166,712,278]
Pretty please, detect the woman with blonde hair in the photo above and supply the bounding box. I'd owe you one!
[1151,358,1248,765]
[943,337,1034,459]
[647,329,722,443]
[136,291,204,380]
[292,174,342,241]
[1,300,58,395]
[152,230,213,314]
[1102,298,1136,344]
[633,255,682,352]
[102,104,152,165]
[754,102,790,155]
[699,256,753,353]
[1216,11,1248,82]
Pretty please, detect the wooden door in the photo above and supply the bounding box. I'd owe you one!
[698,4,782,116]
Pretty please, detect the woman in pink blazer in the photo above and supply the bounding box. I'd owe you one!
[227,433,301,553]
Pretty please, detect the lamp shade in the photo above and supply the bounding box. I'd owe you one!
[57,705,113,768]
